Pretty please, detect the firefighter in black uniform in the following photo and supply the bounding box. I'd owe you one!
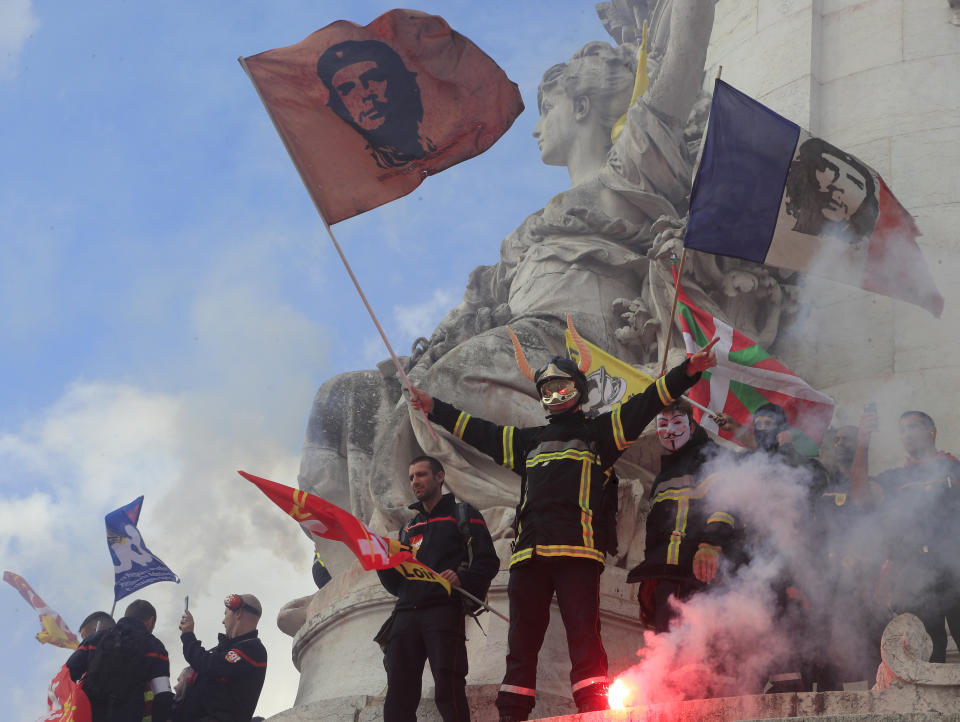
[875,410,960,663]
[377,455,499,722]
[627,399,737,633]
[175,593,267,721]
[67,599,173,722]
[409,330,717,720]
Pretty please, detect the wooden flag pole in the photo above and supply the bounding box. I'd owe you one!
[238,57,438,441]
[318,216,439,443]
[658,65,722,378]
[658,247,687,377]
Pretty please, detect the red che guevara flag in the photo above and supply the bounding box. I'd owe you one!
[239,471,450,592]
[241,9,524,224]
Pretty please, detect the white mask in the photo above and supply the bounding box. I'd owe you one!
[656,410,691,452]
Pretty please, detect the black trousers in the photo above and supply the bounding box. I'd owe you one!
[495,557,607,719]
[384,604,469,722]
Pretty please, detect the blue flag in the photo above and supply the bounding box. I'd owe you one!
[684,79,942,317]
[106,496,179,602]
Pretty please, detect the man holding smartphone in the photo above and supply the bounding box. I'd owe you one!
[174,593,267,721]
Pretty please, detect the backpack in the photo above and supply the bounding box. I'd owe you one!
[81,627,144,705]
[454,501,491,618]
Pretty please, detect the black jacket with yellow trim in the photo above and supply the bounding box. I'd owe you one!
[428,361,700,568]
[627,426,736,582]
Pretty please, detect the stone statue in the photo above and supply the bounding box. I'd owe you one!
[298,0,799,575]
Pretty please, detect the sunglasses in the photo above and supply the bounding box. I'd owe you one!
[224,594,262,617]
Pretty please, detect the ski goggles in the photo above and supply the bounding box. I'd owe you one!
[539,377,579,406]
[224,594,262,617]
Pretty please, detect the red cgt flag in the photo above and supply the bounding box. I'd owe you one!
[242,9,524,223]
[42,665,91,722]
[239,470,450,591]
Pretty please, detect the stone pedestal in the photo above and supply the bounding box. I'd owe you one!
[273,556,644,720]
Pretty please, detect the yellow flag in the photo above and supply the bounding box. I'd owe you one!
[610,21,650,144]
[565,329,654,416]
[388,538,451,593]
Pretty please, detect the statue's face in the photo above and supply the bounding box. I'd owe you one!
[533,87,576,167]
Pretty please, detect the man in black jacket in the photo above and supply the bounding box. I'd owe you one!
[409,340,716,720]
[175,593,267,721]
[377,455,499,722]
[66,598,172,722]
[627,400,737,633]
[875,410,960,663]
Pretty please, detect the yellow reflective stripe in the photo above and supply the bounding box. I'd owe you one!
[655,376,674,405]
[706,511,735,528]
[651,472,720,505]
[611,405,629,451]
[509,545,606,566]
[579,459,594,548]
[502,426,515,469]
[453,411,471,439]
[525,448,597,467]
[509,547,534,566]
[666,498,690,565]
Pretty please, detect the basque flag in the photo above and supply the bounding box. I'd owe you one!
[241,9,523,224]
[676,279,834,455]
[685,79,943,317]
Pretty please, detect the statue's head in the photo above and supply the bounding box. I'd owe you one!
[534,41,636,164]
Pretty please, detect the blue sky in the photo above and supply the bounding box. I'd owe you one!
[0,0,609,717]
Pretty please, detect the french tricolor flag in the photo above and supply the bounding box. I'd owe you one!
[685,79,943,318]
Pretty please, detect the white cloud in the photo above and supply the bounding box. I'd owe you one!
[0,0,38,78]
[393,288,458,339]
[1,380,312,720]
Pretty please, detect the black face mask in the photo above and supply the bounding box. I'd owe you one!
[753,426,782,453]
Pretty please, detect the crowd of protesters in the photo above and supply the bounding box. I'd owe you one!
[626,399,960,697]
[64,593,266,721]
[57,373,959,721]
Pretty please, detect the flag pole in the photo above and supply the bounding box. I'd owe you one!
[658,247,687,377]
[658,65,722,378]
[453,586,510,623]
[238,57,438,441]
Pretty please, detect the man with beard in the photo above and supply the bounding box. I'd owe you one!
[409,337,717,720]
[627,400,738,634]
[875,410,960,663]
[376,455,499,722]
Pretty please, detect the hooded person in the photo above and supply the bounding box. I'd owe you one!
[408,318,717,720]
[750,402,829,499]
[626,400,738,634]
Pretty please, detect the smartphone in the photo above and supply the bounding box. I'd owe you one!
[864,402,877,414]
[184,595,189,611]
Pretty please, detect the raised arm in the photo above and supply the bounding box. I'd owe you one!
[409,386,524,475]
[645,0,716,123]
